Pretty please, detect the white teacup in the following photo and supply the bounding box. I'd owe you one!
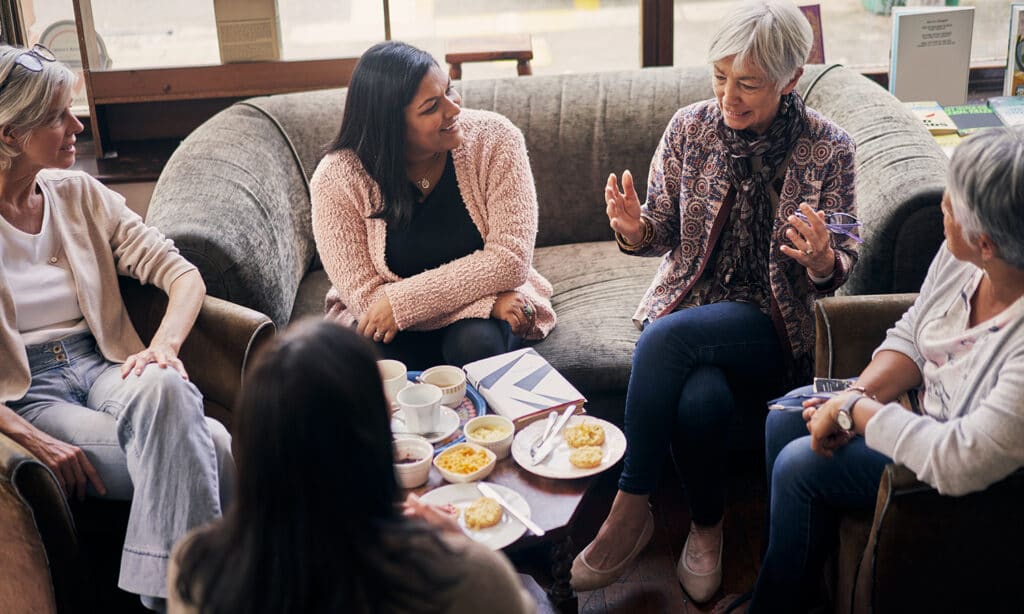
[420,365,467,406]
[396,383,443,434]
[378,359,408,409]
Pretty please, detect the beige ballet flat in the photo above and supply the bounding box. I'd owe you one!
[570,510,655,592]
[676,522,724,603]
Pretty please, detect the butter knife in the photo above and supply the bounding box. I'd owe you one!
[477,482,544,537]
[529,404,577,466]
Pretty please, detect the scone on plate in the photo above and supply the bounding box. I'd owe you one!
[463,496,503,530]
[569,446,604,469]
[564,420,605,448]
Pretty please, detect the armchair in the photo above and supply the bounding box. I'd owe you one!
[0,278,273,613]
[813,294,1024,613]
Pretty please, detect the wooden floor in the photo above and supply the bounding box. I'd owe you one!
[516,451,769,614]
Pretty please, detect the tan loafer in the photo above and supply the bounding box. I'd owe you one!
[677,522,723,603]
[570,510,655,592]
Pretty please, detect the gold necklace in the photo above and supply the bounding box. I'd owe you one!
[413,152,441,191]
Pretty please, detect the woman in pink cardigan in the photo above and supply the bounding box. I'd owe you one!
[311,41,554,369]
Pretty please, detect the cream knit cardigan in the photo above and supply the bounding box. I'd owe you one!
[311,109,555,339]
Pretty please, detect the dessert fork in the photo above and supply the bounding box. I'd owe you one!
[529,411,559,461]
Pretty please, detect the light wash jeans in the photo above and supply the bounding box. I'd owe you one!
[9,331,234,601]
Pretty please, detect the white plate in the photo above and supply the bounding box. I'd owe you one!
[418,482,530,550]
[511,416,626,479]
[391,405,460,444]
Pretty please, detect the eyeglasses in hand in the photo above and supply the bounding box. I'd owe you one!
[0,45,57,94]
[794,211,863,244]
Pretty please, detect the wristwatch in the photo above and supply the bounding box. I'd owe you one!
[836,393,863,433]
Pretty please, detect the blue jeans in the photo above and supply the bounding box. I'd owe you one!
[618,301,784,525]
[375,318,521,370]
[750,388,891,613]
[9,332,233,600]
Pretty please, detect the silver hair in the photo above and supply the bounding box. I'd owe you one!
[0,45,78,171]
[707,0,812,90]
[947,126,1024,270]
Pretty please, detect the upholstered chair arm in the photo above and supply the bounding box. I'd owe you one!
[851,464,1024,612]
[0,434,73,613]
[813,293,918,378]
[119,277,275,429]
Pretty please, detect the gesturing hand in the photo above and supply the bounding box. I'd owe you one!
[21,428,106,500]
[121,343,188,380]
[491,290,535,337]
[357,295,399,344]
[605,171,644,245]
[780,202,836,278]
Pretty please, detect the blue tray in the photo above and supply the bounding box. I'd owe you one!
[407,370,488,455]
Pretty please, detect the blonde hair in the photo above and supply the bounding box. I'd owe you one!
[708,0,812,90]
[0,45,78,171]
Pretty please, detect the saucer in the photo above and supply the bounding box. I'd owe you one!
[391,405,460,444]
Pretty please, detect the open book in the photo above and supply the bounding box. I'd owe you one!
[463,348,586,428]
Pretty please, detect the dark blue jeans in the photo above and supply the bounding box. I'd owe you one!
[750,391,891,613]
[374,318,519,370]
[619,301,784,525]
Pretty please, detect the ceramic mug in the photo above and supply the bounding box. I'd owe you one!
[396,383,443,434]
[378,359,408,409]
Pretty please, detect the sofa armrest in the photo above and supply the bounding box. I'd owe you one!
[0,435,72,614]
[853,464,1024,612]
[120,278,275,428]
[813,294,918,378]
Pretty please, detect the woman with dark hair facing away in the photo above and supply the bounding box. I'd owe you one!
[572,0,858,602]
[311,41,555,370]
[168,319,535,614]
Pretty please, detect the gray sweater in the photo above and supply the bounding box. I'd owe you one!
[866,243,1024,495]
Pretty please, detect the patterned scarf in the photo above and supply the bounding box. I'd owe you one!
[705,91,807,314]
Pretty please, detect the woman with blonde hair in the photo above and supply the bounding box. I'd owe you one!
[573,1,858,602]
[0,44,232,610]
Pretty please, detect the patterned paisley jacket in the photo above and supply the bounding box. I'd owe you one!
[630,99,858,378]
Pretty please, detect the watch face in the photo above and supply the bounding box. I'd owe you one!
[837,410,853,431]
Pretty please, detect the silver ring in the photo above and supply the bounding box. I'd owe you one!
[522,303,534,317]
[373,331,384,341]
[804,248,815,256]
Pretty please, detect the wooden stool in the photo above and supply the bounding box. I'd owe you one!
[445,34,533,80]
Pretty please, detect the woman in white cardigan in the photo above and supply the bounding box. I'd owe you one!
[0,45,232,610]
[743,126,1024,613]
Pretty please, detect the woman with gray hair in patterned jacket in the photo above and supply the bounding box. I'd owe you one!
[572,0,858,602]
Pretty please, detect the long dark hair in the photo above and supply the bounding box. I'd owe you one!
[327,41,437,229]
[174,319,456,613]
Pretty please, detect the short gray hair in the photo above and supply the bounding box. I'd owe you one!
[947,126,1024,270]
[0,45,78,171]
[708,0,812,90]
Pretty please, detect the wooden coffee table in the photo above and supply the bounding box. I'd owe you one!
[412,456,605,612]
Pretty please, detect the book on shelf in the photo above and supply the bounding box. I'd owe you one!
[903,101,958,135]
[798,4,825,64]
[1005,4,1024,96]
[988,95,1024,127]
[463,348,586,428]
[944,104,1004,136]
[889,6,974,106]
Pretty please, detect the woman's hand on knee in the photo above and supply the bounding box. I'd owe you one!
[491,290,534,337]
[121,344,189,380]
[357,295,399,343]
[21,428,106,500]
[806,398,852,458]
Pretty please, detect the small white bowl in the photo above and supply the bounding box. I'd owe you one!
[433,442,496,483]
[393,436,433,489]
[420,365,467,407]
[464,415,515,460]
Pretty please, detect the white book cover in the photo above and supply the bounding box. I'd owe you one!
[1005,4,1024,96]
[463,348,586,425]
[890,6,974,106]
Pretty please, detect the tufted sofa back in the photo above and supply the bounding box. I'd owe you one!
[149,64,947,328]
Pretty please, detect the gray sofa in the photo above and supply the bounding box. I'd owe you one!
[148,64,948,418]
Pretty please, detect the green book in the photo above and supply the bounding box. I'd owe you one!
[943,104,1004,136]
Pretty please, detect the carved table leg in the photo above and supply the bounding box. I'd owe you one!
[548,535,578,613]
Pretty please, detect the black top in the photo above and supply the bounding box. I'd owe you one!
[385,153,485,279]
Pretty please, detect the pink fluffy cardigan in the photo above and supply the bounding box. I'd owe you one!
[310,109,555,340]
